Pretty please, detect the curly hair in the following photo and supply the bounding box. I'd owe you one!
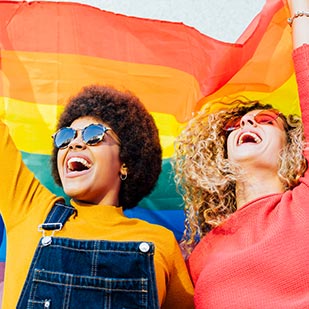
[51,85,162,209]
[172,99,307,254]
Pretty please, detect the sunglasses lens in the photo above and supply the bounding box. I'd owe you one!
[82,124,106,145]
[224,117,241,132]
[223,109,280,132]
[54,127,76,149]
[53,124,111,148]
[255,110,279,124]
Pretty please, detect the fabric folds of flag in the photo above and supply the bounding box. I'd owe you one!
[0,0,297,249]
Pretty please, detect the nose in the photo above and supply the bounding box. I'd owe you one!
[240,114,257,128]
[68,131,86,150]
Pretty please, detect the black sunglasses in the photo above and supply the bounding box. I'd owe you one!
[52,123,119,149]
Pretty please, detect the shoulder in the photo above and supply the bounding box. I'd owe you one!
[293,43,309,66]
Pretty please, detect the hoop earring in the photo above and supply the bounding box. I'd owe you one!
[120,173,127,181]
[120,163,128,181]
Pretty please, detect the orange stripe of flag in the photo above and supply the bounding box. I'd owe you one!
[0,0,283,99]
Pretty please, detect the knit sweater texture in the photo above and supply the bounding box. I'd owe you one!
[188,44,309,309]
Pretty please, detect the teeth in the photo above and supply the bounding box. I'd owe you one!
[67,157,92,170]
[238,132,262,145]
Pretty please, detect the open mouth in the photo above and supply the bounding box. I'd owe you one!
[67,157,92,172]
[237,131,262,146]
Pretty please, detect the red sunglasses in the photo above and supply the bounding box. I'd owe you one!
[223,109,282,132]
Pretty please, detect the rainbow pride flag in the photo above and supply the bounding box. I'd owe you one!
[0,0,297,252]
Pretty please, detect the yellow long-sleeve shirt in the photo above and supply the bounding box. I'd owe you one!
[0,121,194,308]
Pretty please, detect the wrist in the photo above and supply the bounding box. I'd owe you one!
[288,10,309,26]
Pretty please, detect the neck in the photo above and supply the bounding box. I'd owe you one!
[235,167,285,209]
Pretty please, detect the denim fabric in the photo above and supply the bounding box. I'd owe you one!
[17,203,159,308]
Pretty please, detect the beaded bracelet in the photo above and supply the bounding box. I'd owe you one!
[287,10,309,26]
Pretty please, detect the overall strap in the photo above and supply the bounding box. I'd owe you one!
[40,201,77,231]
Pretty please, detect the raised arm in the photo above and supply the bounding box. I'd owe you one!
[0,121,57,228]
[287,0,309,143]
[287,0,309,48]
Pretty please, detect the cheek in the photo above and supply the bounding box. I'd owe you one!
[276,134,287,152]
[94,147,121,171]
[270,129,287,150]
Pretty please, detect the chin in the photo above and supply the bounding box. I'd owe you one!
[63,186,83,198]
[230,153,258,162]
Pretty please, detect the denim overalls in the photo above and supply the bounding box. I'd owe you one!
[17,202,159,308]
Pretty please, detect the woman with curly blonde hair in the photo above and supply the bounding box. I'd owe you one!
[174,100,306,249]
[173,0,309,307]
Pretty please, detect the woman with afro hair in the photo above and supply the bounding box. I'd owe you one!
[173,0,309,308]
[0,85,194,308]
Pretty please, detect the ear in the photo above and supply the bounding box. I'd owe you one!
[120,163,128,181]
[120,163,128,174]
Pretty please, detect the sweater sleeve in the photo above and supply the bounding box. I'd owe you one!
[0,121,58,229]
[293,44,309,148]
[161,239,194,309]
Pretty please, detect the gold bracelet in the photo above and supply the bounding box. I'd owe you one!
[287,10,309,26]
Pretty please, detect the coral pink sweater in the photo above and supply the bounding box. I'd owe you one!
[188,44,309,308]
